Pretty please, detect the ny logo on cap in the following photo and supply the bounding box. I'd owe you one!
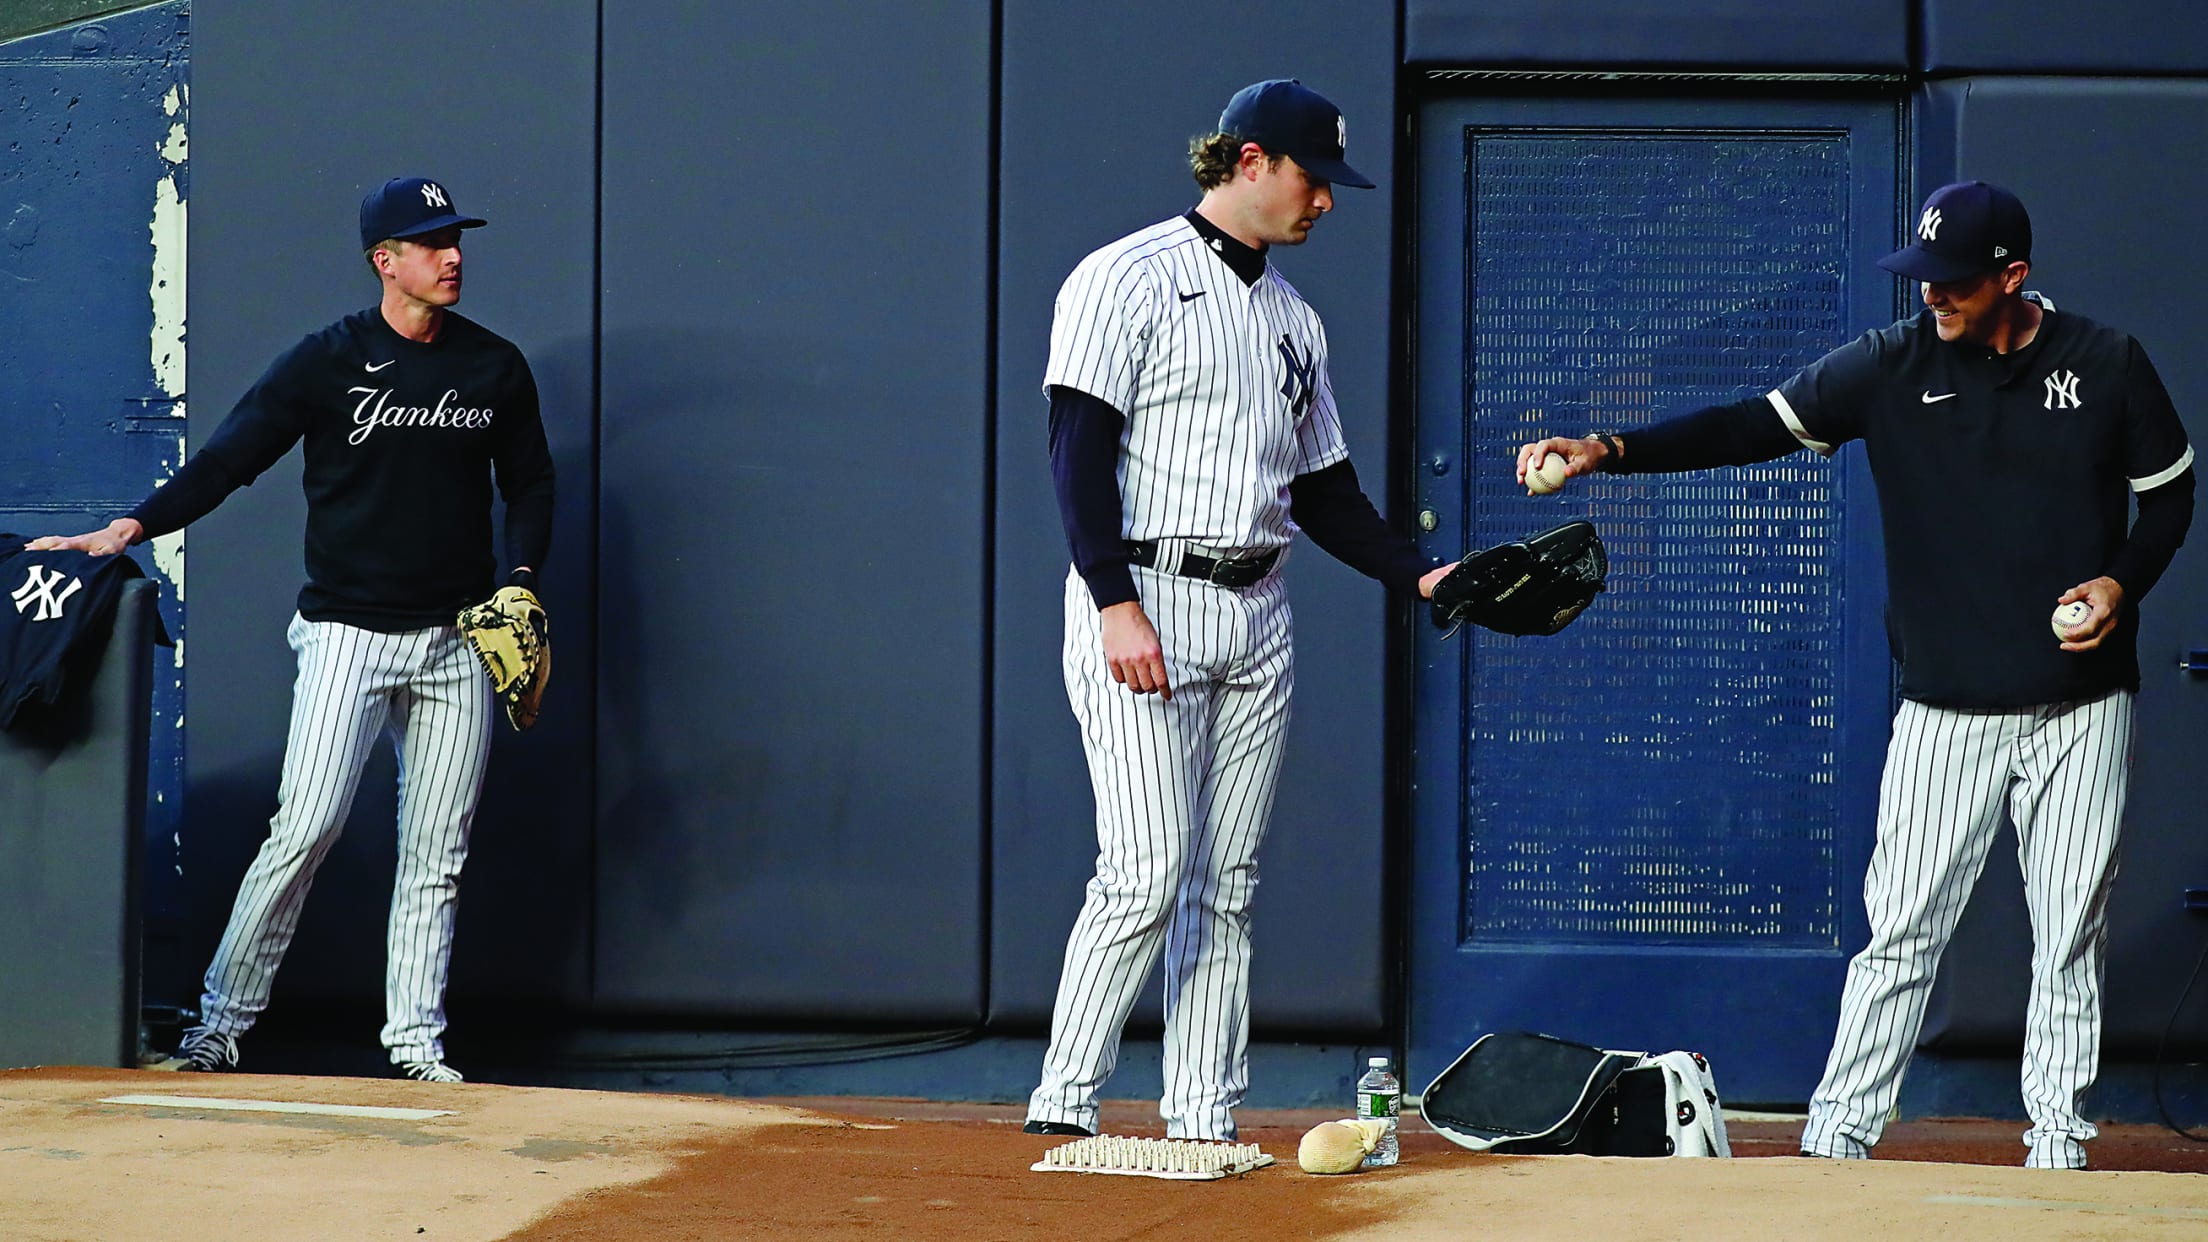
[11,566,82,622]
[1336,115,1347,150]
[1918,205,1943,240]
[419,182,449,208]
[2044,369,2082,410]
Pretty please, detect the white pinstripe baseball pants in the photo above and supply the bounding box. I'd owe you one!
[1029,565,1295,1141]
[195,614,494,1064]
[1802,690,2133,1169]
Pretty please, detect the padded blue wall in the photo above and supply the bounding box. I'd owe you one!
[991,0,1403,1033]
[0,2,188,981]
[1923,2,2208,75]
[592,1,992,1020]
[1405,0,1908,70]
[186,0,598,1010]
[1910,77,2208,1052]
[74,1,2208,1084]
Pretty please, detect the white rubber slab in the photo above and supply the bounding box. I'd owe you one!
[99,1094,453,1121]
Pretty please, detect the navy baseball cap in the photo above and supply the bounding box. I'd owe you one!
[359,176,487,251]
[1878,181,2032,283]
[1218,79,1374,189]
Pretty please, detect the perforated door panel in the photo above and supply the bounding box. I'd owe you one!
[1463,131,1848,947]
[1408,93,1900,1101]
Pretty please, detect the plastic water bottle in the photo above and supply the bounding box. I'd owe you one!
[1355,1055,1401,1167]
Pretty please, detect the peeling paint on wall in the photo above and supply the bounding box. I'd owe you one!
[0,0,196,990]
[149,78,185,645]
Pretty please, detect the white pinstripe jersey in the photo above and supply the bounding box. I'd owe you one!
[1044,216,1349,554]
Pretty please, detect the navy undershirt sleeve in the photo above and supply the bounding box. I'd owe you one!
[1047,385,1138,610]
[2106,467,2194,601]
[1288,460,1433,592]
[1612,395,1804,475]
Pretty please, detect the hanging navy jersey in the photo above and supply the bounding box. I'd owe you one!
[0,541,167,729]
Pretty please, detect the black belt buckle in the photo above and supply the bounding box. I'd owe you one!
[1128,541,1276,589]
[1193,550,1266,588]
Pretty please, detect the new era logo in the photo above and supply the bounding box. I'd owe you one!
[11,565,82,622]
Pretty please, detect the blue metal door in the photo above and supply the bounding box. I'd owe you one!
[1408,93,1901,1103]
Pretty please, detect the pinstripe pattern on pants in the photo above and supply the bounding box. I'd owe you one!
[1801,690,2133,1169]
[196,614,493,1063]
[1029,565,1294,1140]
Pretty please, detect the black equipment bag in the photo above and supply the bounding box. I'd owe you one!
[1418,1031,1677,1156]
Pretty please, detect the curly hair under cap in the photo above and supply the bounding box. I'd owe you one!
[1189,131,1281,190]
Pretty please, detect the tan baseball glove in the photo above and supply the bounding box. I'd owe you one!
[457,584,550,731]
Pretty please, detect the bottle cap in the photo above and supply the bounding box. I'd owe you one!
[1368,1056,1388,1067]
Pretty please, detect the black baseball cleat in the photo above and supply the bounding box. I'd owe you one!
[1024,1120,1094,1137]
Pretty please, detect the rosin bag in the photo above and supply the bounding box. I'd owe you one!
[1418,1031,1729,1158]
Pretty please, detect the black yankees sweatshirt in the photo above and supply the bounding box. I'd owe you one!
[130,308,555,632]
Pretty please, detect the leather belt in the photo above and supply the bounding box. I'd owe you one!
[1125,540,1281,589]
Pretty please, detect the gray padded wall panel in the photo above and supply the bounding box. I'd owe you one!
[1405,0,1908,70]
[1924,3,2208,75]
[594,2,989,1019]
[187,1,598,1010]
[991,0,1399,1033]
[1911,79,2208,1051]
[0,580,153,1068]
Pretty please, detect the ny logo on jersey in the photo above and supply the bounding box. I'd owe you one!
[2044,369,2083,410]
[419,181,449,208]
[1277,336,1316,421]
[11,565,83,622]
[1918,205,1943,240]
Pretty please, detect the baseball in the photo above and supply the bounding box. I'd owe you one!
[1527,451,1568,495]
[2051,600,2093,639]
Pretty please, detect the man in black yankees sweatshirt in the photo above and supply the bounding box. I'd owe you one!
[30,176,554,1082]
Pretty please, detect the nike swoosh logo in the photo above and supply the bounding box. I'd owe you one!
[366,360,396,372]
[1921,391,1957,404]
[1178,290,1206,303]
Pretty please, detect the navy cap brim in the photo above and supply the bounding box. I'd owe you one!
[391,213,488,240]
[1295,154,1375,190]
[1877,243,1986,284]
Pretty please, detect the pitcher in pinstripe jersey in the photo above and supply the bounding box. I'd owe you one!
[1023,80,1452,1142]
[1516,182,2194,1168]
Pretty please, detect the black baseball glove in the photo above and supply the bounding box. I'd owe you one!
[1430,519,1608,637]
